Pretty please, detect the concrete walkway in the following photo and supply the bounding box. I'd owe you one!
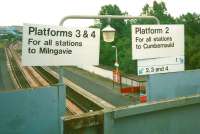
[52,66,135,107]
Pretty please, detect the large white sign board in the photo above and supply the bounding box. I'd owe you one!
[22,23,100,66]
[137,56,184,75]
[132,25,184,60]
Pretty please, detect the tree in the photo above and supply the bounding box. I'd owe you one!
[99,4,126,36]
[138,1,175,24]
[97,4,137,74]
[177,13,200,69]
[177,13,200,37]
[97,1,200,74]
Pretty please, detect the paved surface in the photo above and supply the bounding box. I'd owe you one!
[0,48,15,90]
[52,67,135,107]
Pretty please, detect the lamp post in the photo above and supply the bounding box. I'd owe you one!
[112,45,119,69]
[112,45,120,88]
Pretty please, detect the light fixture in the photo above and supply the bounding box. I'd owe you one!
[102,25,116,42]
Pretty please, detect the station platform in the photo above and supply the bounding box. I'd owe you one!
[51,66,137,107]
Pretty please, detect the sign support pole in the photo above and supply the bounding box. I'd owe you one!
[58,66,65,134]
[57,17,67,134]
[59,66,64,83]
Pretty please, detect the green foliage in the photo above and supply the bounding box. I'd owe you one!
[184,34,200,69]
[97,1,200,74]
[139,1,175,24]
[177,13,200,37]
[98,4,136,74]
[176,13,200,70]
[0,33,20,47]
[99,4,126,36]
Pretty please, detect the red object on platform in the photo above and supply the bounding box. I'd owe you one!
[120,86,140,93]
[113,69,120,83]
[140,95,147,103]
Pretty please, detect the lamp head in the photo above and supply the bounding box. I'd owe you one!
[102,25,116,42]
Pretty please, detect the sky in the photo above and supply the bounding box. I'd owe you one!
[1,0,200,26]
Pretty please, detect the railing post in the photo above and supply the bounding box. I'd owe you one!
[104,111,114,134]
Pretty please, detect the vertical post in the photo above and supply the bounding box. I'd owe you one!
[60,116,64,134]
[115,47,118,66]
[59,66,64,83]
[146,75,151,102]
[120,74,122,89]
[104,111,114,134]
[113,70,114,88]
[58,66,66,134]
[107,17,111,24]
[58,20,66,134]
[58,66,65,115]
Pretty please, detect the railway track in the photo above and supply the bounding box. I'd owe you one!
[7,46,115,116]
[24,67,44,87]
[33,66,106,112]
[6,48,30,88]
[9,49,49,88]
[33,66,58,84]
[6,47,84,115]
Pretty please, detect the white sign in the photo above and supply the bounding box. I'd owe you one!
[22,23,100,66]
[137,56,185,75]
[132,25,184,60]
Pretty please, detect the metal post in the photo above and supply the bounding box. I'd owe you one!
[112,46,119,69]
[57,22,67,134]
[108,17,111,24]
[116,47,118,64]
[57,66,65,134]
[59,66,64,84]
[59,15,160,25]
[114,47,118,67]
[112,45,119,88]
[104,111,114,134]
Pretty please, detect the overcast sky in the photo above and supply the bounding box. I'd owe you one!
[1,0,199,26]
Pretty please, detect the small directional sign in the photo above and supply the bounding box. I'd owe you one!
[137,56,185,75]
